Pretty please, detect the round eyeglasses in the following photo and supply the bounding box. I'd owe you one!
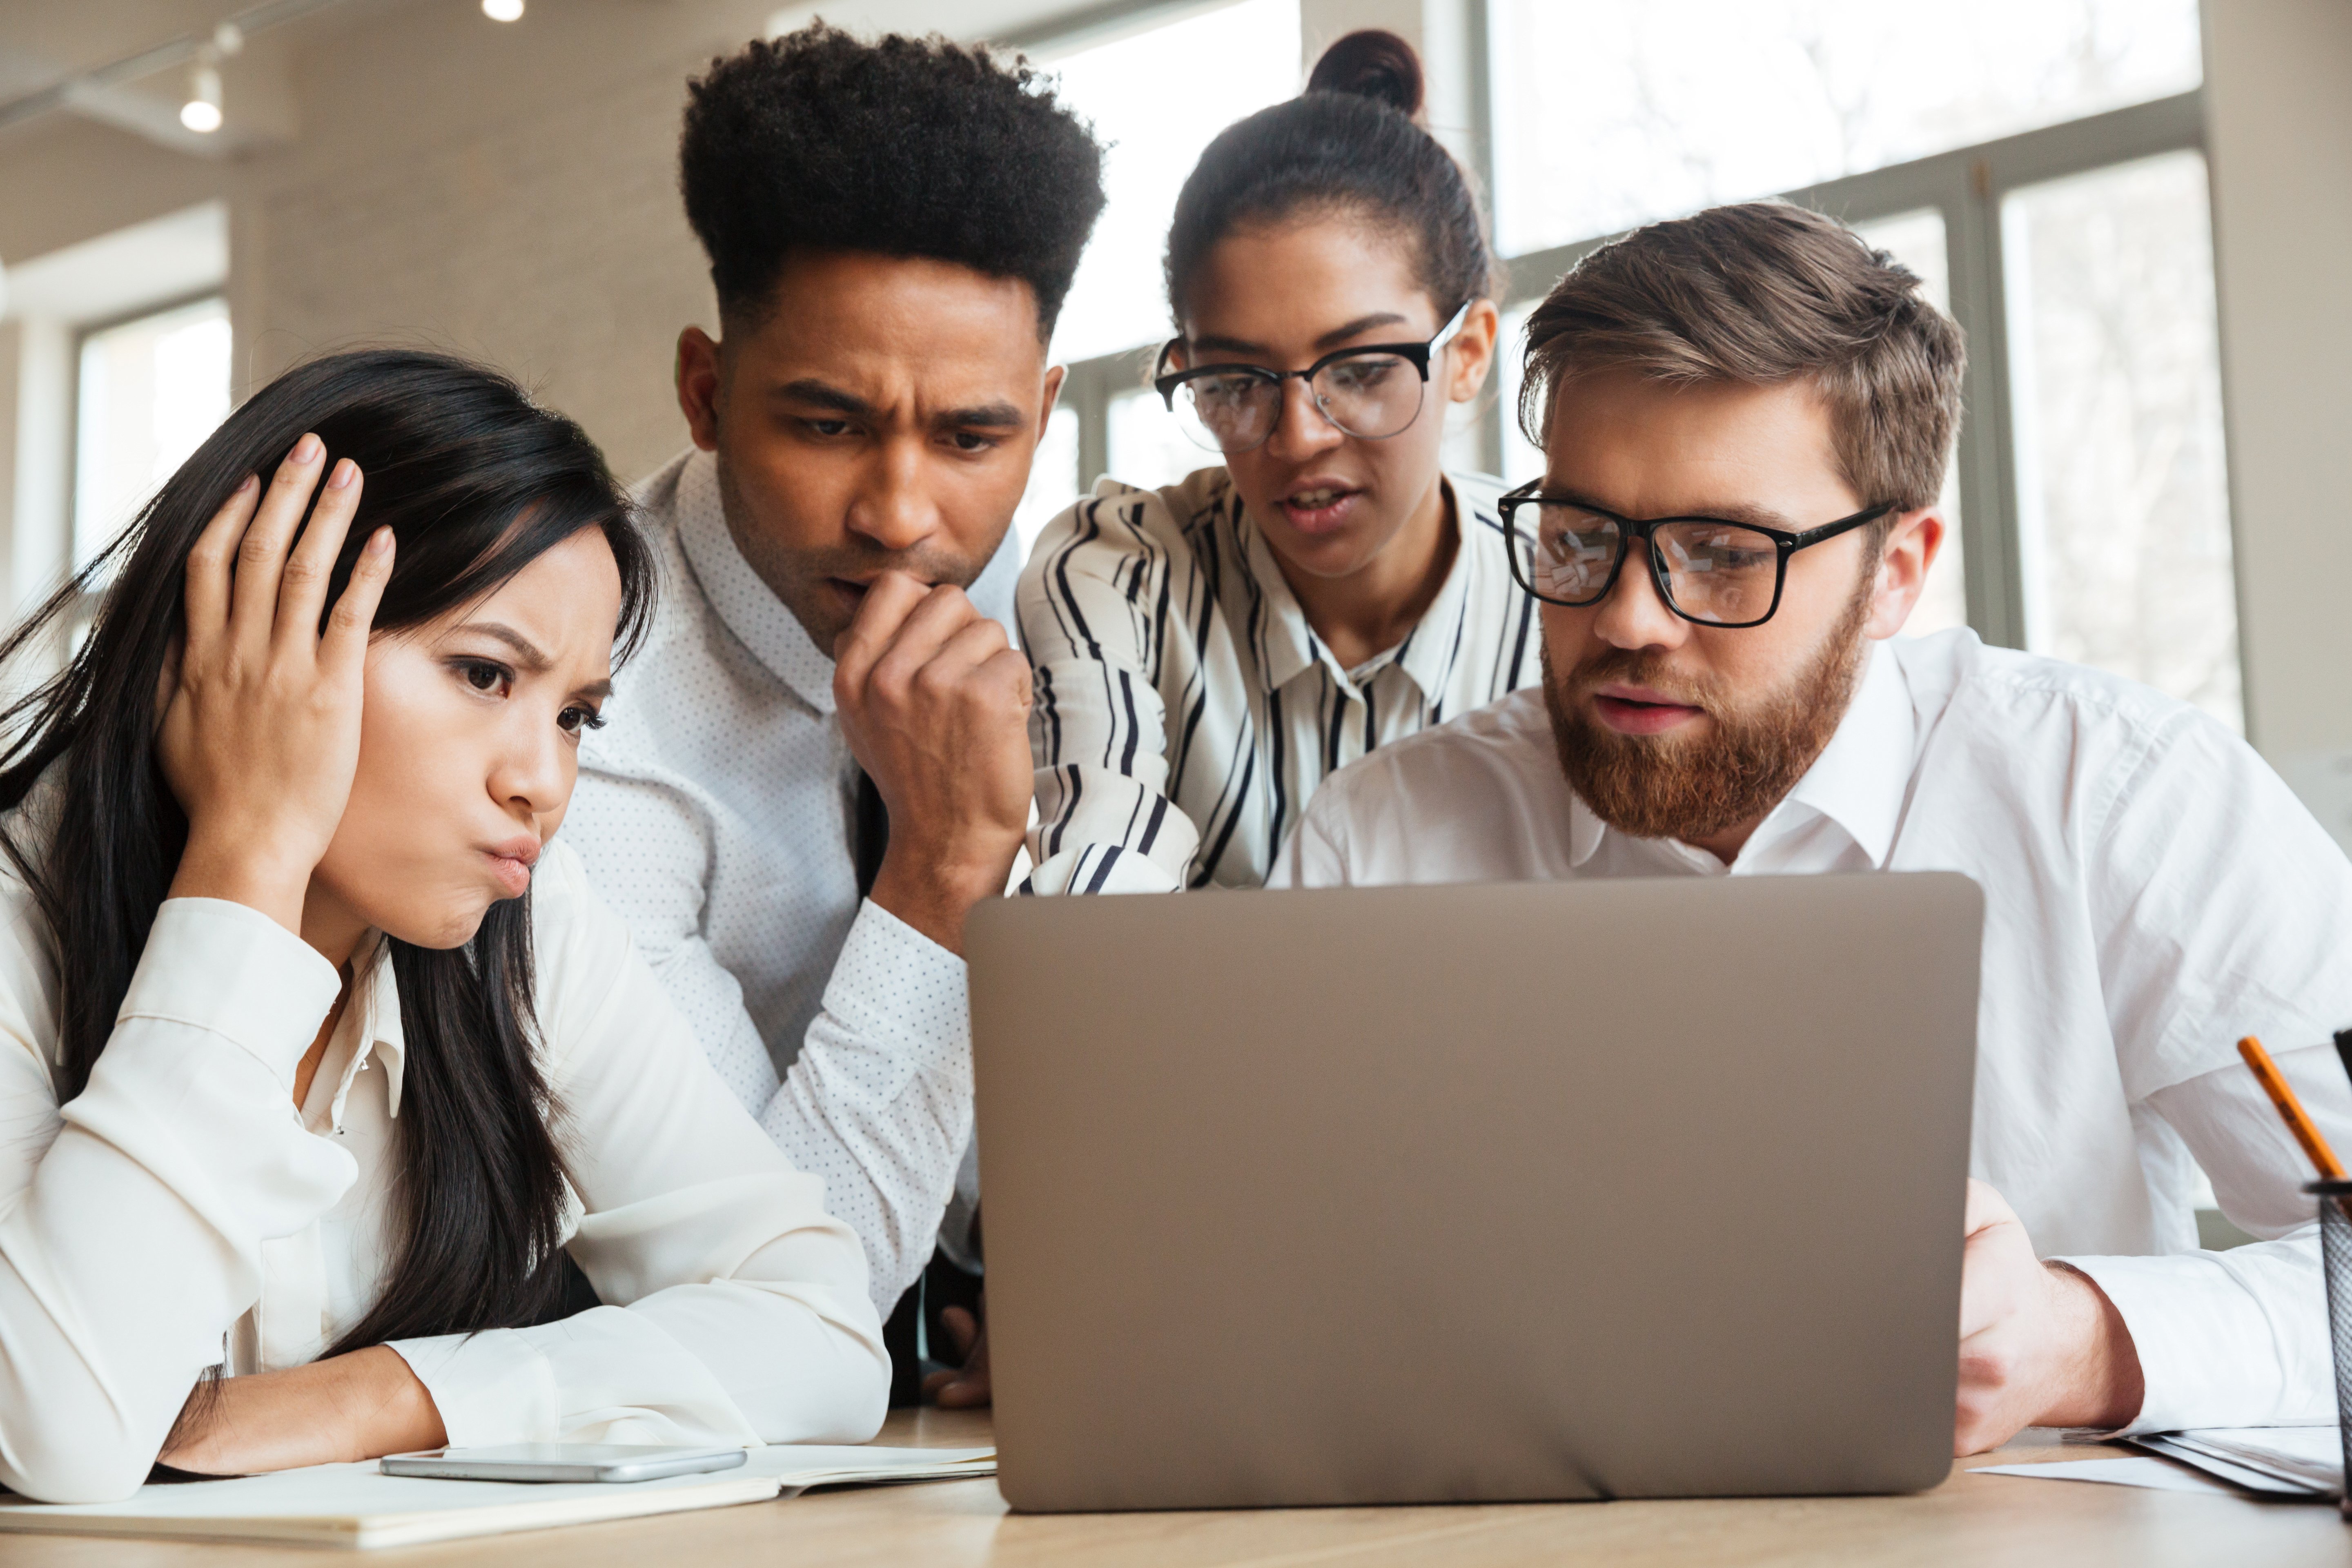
[1152,301,1473,456]
[1497,480,1897,629]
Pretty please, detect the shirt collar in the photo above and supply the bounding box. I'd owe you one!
[1768,639,1914,869]
[1237,476,1475,699]
[326,933,407,1129]
[1563,638,1914,871]
[674,448,839,715]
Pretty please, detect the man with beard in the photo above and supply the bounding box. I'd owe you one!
[564,26,1103,1404]
[1271,201,2352,1452]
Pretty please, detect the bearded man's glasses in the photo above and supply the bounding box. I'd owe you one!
[1153,301,1473,455]
[1497,481,1897,630]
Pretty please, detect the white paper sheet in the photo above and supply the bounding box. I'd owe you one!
[0,1443,996,1550]
[1970,1457,2252,1495]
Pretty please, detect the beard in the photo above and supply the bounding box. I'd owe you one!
[1542,582,1873,845]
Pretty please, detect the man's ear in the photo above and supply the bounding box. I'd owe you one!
[676,326,723,452]
[1866,508,1946,639]
[1038,363,1067,445]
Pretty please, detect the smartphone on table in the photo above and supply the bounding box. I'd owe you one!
[380,1444,749,1483]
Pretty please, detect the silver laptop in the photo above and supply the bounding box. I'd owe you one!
[966,873,1982,1512]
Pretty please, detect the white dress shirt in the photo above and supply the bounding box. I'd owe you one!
[567,448,1017,1311]
[0,819,885,1504]
[1273,629,2352,1433]
[1018,466,1541,893]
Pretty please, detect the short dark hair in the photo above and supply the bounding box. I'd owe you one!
[679,24,1106,337]
[1164,29,1501,327]
[1520,202,1966,512]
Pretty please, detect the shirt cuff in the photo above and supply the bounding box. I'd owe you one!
[387,1330,559,1447]
[2058,1251,2328,1432]
[117,898,344,1087]
[820,901,969,1074]
[1022,843,1183,895]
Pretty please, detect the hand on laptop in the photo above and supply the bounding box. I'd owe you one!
[1953,1179,2145,1453]
[921,1303,992,1408]
[834,571,1033,954]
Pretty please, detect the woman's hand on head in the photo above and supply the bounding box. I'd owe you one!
[160,433,395,938]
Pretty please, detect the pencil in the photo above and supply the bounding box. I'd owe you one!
[2238,1036,2352,1225]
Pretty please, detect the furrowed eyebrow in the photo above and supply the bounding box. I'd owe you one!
[575,677,615,704]
[450,621,552,672]
[935,402,1026,431]
[773,379,873,417]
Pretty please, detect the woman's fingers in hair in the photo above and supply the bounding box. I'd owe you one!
[183,472,261,648]
[320,527,396,675]
[229,433,329,654]
[274,457,364,649]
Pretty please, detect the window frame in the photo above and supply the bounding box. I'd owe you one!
[68,289,233,577]
[1030,4,2221,667]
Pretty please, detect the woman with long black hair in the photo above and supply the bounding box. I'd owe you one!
[0,349,884,1502]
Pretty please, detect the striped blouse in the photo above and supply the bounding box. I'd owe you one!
[1016,465,1541,894]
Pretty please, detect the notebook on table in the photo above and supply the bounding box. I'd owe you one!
[0,1443,996,1550]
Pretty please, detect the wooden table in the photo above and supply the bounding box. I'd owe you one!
[7,1412,2343,1566]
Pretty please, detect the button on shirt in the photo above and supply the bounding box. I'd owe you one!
[1018,466,1541,893]
[1273,629,2352,1432]
[0,826,884,1502]
[566,448,1017,1314]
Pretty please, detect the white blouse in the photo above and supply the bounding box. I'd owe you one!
[1017,466,1541,893]
[0,821,886,1503]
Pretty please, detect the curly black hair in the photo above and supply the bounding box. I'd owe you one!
[680,23,1106,337]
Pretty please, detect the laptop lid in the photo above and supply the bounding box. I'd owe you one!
[969,873,1982,1511]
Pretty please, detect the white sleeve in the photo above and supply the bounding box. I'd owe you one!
[385,847,888,1450]
[759,902,973,1319]
[1017,493,1195,896]
[2062,1040,2350,1433]
[0,899,350,1502]
[2056,711,2352,1431]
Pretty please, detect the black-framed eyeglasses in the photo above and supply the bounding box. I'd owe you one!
[1497,480,1897,629]
[1152,300,1473,455]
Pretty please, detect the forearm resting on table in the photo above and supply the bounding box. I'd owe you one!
[160,1345,446,1475]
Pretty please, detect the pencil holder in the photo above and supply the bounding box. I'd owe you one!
[2305,1178,2352,1517]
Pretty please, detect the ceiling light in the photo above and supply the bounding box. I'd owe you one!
[482,0,525,20]
[180,62,222,134]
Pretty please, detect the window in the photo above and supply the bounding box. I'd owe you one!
[1023,2,2238,724]
[1011,405,1082,561]
[1488,0,2203,257]
[2005,151,2238,725]
[73,296,232,572]
[1040,0,1303,367]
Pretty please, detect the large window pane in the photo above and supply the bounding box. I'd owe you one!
[74,296,231,570]
[2005,150,2238,727]
[1849,208,1967,637]
[1040,0,1301,366]
[1490,0,2201,257]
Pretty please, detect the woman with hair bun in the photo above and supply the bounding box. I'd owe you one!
[1018,29,1536,895]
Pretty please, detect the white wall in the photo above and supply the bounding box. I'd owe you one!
[2201,0,2352,837]
[0,0,1121,611]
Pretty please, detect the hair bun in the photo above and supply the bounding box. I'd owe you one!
[1305,29,1424,119]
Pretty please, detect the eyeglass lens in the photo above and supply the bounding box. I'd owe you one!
[1517,504,1783,625]
[1175,351,1425,454]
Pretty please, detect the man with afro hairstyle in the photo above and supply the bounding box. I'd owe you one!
[565,22,1103,1409]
